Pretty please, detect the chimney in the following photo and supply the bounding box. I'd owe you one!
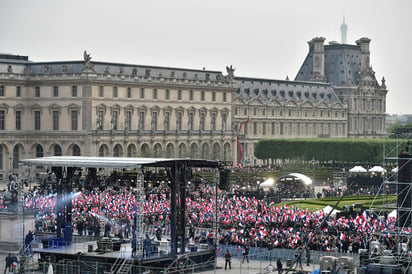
[308,37,326,82]
[356,37,371,72]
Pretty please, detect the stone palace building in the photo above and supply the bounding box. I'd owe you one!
[0,35,387,178]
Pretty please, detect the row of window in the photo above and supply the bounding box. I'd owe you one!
[98,86,228,102]
[234,107,346,118]
[97,110,228,132]
[0,109,228,132]
[351,117,385,132]
[0,109,383,134]
[0,85,78,97]
[0,110,79,131]
[0,85,227,102]
[0,144,77,170]
[242,121,346,136]
[352,98,384,112]
[0,139,232,170]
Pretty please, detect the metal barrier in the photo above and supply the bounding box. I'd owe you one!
[37,256,216,274]
[217,244,359,265]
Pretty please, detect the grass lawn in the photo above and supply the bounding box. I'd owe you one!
[279,195,397,212]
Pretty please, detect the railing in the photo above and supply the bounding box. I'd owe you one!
[38,258,215,274]
[110,246,129,273]
[216,244,359,265]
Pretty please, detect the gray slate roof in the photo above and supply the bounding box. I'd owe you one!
[295,43,362,86]
[22,61,226,82]
[234,77,340,105]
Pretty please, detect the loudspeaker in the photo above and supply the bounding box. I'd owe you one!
[219,169,230,191]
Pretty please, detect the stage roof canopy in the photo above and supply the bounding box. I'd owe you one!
[20,156,219,169]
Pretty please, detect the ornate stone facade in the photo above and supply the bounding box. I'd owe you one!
[295,37,387,139]
[0,36,387,177]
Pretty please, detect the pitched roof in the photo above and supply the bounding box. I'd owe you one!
[234,76,340,105]
[295,43,362,86]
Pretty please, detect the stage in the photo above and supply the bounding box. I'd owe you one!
[32,236,216,273]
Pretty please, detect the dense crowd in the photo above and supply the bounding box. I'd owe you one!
[0,182,405,253]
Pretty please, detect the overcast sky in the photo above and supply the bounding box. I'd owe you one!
[1,0,411,115]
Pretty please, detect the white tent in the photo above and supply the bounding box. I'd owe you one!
[259,178,275,188]
[388,209,397,218]
[316,205,340,217]
[288,173,313,185]
[349,166,367,173]
[368,166,386,173]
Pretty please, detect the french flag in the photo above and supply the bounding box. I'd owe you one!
[361,210,369,221]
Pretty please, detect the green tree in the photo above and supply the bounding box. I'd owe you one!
[255,138,407,164]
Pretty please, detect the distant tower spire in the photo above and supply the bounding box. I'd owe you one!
[340,15,348,44]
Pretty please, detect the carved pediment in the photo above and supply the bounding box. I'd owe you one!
[269,99,282,106]
[48,103,61,114]
[175,106,185,113]
[163,106,173,114]
[110,104,121,112]
[137,105,148,113]
[30,104,42,113]
[318,102,329,108]
[124,104,135,114]
[14,103,25,113]
[187,106,196,114]
[286,100,297,107]
[302,101,315,108]
[67,103,81,114]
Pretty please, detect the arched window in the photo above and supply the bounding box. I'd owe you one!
[54,145,62,156]
[36,145,44,158]
[201,143,209,159]
[212,143,220,160]
[0,145,3,170]
[99,145,109,157]
[127,144,136,157]
[190,143,198,158]
[12,145,20,169]
[178,143,186,158]
[99,146,105,157]
[166,143,175,158]
[141,144,150,157]
[113,144,122,157]
[154,143,162,157]
[72,145,81,156]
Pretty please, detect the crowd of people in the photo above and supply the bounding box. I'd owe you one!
[0,179,406,255]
